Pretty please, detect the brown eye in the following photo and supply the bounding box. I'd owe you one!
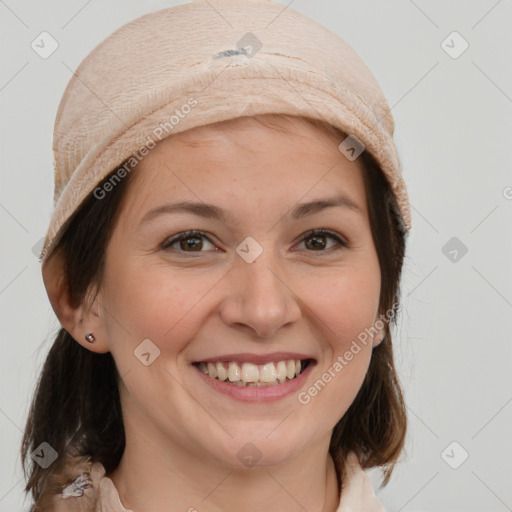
[162,231,215,253]
[297,229,347,252]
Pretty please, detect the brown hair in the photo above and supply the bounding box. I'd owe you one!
[21,114,407,508]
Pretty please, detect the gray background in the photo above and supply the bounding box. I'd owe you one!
[1,1,511,510]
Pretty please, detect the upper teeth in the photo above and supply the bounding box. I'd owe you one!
[198,359,304,384]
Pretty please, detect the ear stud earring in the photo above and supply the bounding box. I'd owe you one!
[85,332,96,343]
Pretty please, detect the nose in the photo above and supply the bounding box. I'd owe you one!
[218,246,302,338]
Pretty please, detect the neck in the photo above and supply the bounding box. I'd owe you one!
[108,423,340,512]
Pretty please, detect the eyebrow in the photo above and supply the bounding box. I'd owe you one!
[139,194,363,227]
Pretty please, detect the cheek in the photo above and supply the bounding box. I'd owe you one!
[100,259,217,356]
[297,274,377,427]
[305,264,381,345]
[297,261,379,400]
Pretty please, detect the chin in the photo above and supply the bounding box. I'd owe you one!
[207,428,313,469]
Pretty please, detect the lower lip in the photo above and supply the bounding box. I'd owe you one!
[193,362,315,403]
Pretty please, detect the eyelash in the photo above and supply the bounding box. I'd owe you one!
[161,229,348,255]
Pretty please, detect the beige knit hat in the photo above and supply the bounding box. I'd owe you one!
[40,0,411,263]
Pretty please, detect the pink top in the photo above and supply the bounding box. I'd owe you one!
[39,451,386,511]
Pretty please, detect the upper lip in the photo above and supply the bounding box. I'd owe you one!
[193,352,315,365]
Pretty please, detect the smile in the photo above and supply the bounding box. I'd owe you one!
[193,359,313,387]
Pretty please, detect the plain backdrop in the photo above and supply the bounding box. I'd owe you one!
[1,1,511,511]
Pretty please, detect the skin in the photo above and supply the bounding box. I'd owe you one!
[44,115,384,512]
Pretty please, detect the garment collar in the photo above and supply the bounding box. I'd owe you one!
[48,450,386,511]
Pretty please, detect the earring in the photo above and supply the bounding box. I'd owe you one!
[85,332,96,343]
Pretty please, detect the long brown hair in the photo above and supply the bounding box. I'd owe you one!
[21,114,408,508]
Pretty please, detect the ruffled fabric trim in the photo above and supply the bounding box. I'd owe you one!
[61,474,92,498]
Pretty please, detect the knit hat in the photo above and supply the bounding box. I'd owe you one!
[40,0,411,263]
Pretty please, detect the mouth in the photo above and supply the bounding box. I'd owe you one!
[192,358,314,387]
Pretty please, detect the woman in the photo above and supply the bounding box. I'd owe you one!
[21,1,411,510]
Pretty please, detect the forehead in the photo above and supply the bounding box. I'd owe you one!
[169,115,350,160]
[121,115,368,222]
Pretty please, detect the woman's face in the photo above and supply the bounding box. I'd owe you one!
[95,116,382,468]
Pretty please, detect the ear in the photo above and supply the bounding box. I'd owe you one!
[372,330,385,348]
[41,249,110,354]
[371,315,386,348]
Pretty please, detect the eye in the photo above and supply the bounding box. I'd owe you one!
[295,229,348,253]
[161,228,348,255]
[161,230,216,253]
